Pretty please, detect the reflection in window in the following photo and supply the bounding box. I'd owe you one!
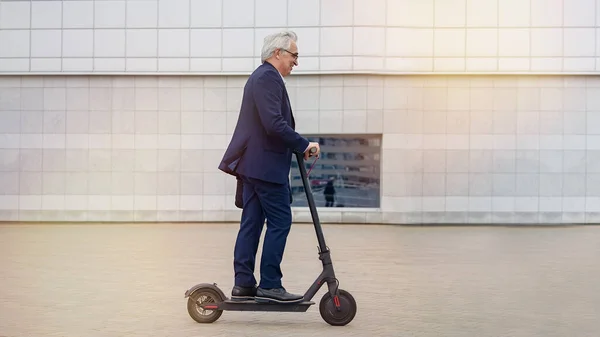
[290,135,381,208]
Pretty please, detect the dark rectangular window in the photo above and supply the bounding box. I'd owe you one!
[290,134,381,208]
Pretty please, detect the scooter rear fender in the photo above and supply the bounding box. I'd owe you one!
[184,283,227,300]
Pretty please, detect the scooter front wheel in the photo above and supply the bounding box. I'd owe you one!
[187,287,224,324]
[319,289,357,326]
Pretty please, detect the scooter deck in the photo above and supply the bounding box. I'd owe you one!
[202,299,315,312]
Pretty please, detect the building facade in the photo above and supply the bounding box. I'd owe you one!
[0,0,599,225]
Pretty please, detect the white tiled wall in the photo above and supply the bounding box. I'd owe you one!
[2,74,600,225]
[1,0,599,225]
[0,0,599,74]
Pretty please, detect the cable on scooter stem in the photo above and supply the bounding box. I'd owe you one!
[306,147,319,176]
[307,156,318,176]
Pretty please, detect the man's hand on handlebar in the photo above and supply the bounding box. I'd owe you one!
[304,142,320,160]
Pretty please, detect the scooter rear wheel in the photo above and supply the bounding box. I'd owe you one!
[319,289,357,326]
[187,287,224,324]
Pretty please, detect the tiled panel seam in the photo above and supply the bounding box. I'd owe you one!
[253,0,256,64]
[496,0,499,71]
[351,0,354,71]
[6,24,600,29]
[188,0,191,71]
[154,73,159,208]
[585,72,589,212]
[7,55,599,58]
[93,0,96,71]
[28,0,32,72]
[562,0,565,72]
[124,0,128,71]
[432,0,436,69]
[529,0,532,72]
[61,1,64,72]
[383,0,387,70]
[15,74,22,212]
[318,0,321,71]
[220,0,224,71]
[156,0,159,71]
[464,0,468,71]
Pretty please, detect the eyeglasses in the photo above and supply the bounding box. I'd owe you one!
[281,48,298,60]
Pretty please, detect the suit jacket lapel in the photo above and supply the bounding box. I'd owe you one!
[266,61,295,130]
[283,86,295,129]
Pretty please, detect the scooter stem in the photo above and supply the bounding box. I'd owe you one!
[295,152,328,254]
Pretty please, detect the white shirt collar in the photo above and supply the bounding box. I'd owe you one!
[265,60,286,85]
[279,72,286,85]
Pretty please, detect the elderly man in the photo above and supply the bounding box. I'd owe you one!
[218,30,320,304]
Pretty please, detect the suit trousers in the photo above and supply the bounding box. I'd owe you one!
[234,175,293,289]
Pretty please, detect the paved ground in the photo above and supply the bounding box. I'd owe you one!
[1,223,599,337]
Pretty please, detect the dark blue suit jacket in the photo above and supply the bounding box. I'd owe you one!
[218,62,309,207]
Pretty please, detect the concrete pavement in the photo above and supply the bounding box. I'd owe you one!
[1,223,599,337]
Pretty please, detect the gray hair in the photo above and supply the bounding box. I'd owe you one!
[260,30,298,62]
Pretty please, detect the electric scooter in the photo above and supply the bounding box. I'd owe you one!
[184,149,357,326]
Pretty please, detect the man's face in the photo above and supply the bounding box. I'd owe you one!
[279,41,298,76]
